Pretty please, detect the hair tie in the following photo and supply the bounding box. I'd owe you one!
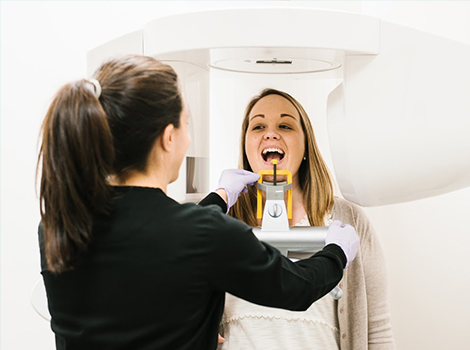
[86,79,101,99]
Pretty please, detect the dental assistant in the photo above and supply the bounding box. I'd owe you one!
[37,55,359,350]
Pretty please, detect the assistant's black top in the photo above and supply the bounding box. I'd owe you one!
[39,187,345,350]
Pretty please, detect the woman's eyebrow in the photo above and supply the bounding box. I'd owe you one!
[250,114,264,121]
[250,113,297,121]
[280,113,296,120]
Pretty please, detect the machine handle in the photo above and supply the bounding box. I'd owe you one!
[251,226,344,300]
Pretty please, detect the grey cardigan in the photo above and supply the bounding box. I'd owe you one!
[332,197,396,349]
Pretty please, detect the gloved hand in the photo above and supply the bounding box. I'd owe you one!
[216,169,260,212]
[325,220,359,268]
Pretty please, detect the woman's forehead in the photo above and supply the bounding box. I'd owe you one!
[250,95,299,119]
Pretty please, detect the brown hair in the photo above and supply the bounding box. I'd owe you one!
[37,55,182,273]
[229,88,334,226]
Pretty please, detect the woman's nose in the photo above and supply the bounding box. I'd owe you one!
[263,130,280,140]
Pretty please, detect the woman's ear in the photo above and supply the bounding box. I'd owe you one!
[160,123,175,152]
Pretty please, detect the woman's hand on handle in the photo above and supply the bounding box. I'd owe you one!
[216,169,260,212]
[325,220,359,268]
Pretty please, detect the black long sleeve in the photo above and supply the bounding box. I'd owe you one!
[202,207,344,311]
[198,192,227,212]
[198,192,345,310]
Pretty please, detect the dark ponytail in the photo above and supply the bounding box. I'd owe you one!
[38,55,182,273]
[38,80,114,273]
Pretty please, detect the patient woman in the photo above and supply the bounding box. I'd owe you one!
[220,88,395,349]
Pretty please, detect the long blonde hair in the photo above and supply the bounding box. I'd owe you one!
[229,88,334,226]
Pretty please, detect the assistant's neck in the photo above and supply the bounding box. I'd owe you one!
[109,172,168,193]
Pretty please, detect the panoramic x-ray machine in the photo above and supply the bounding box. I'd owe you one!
[87,7,470,204]
[33,7,470,317]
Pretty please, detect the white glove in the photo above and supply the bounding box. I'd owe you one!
[325,220,359,268]
[216,169,260,211]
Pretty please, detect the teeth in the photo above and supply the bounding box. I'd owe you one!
[262,148,285,155]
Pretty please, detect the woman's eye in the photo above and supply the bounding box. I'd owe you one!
[252,125,264,131]
[279,124,292,130]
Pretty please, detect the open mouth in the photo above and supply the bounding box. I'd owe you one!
[262,148,285,163]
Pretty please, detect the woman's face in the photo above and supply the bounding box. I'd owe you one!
[245,94,305,181]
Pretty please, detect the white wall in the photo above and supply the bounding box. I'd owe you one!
[1,2,469,350]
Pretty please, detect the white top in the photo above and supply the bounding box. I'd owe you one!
[219,215,340,350]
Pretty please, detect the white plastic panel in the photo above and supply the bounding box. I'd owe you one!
[208,47,342,75]
[30,279,50,322]
[165,61,210,203]
[143,7,380,67]
[86,30,143,77]
[328,20,470,206]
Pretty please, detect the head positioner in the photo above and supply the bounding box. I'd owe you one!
[257,160,292,226]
